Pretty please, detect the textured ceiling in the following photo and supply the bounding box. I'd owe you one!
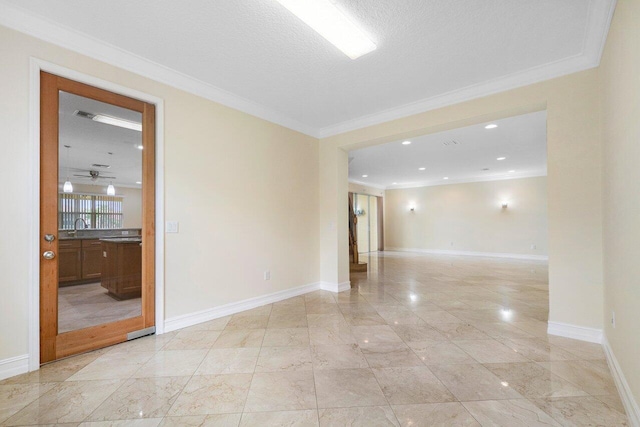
[349,111,547,189]
[1,0,614,136]
[59,92,142,189]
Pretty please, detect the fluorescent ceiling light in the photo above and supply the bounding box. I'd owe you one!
[497,157,506,161]
[509,170,515,173]
[136,145,144,150]
[443,177,449,180]
[274,0,377,59]
[419,167,426,171]
[362,174,368,178]
[402,141,412,145]
[92,114,142,132]
[485,124,498,129]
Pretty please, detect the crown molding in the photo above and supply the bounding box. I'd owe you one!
[348,180,387,190]
[0,1,318,138]
[0,0,616,140]
[318,0,617,138]
[369,172,547,191]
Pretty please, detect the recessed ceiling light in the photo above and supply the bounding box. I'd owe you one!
[509,170,515,173]
[402,141,412,145]
[362,174,368,178]
[392,182,397,185]
[274,0,377,60]
[497,157,506,161]
[136,145,144,150]
[136,181,142,185]
[419,167,426,171]
[485,124,498,129]
[443,177,449,180]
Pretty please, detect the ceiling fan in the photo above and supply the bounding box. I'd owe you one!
[71,169,116,181]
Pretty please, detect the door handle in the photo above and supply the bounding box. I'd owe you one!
[43,250,56,260]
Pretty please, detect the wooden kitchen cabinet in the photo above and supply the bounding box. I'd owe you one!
[101,239,142,300]
[58,239,82,284]
[81,239,103,280]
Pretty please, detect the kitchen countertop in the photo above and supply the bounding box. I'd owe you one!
[99,238,142,244]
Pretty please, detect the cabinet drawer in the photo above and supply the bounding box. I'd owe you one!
[58,239,81,249]
[82,239,102,248]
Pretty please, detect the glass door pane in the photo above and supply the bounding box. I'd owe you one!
[57,91,143,333]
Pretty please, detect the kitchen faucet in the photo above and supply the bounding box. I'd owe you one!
[69,217,88,236]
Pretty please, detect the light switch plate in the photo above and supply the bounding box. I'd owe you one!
[165,221,179,233]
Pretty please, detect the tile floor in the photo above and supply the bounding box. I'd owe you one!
[0,252,628,426]
[58,283,141,333]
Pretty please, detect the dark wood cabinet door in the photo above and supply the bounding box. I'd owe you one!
[82,239,103,280]
[58,240,82,283]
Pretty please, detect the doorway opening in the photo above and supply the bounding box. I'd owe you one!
[39,71,156,363]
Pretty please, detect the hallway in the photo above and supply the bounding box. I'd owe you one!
[0,252,628,426]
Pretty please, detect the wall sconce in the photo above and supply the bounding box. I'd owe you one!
[501,201,508,209]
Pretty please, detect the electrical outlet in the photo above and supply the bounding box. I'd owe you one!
[611,311,616,328]
[264,270,271,281]
[531,243,537,250]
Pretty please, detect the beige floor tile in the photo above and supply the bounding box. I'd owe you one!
[195,348,259,375]
[68,351,156,381]
[159,414,241,426]
[538,360,618,396]
[595,393,627,414]
[241,410,318,426]
[306,303,341,315]
[262,328,310,347]
[80,419,162,426]
[212,329,265,348]
[133,350,208,378]
[546,336,607,360]
[360,342,424,368]
[318,406,398,426]
[350,325,403,344]
[310,344,368,370]
[245,371,317,412]
[167,374,252,416]
[307,313,348,328]
[391,324,446,342]
[182,316,231,332]
[463,399,561,426]
[0,383,56,423]
[408,341,476,365]
[392,403,480,427]
[414,310,464,325]
[255,346,313,372]
[430,363,523,401]
[343,311,388,326]
[308,325,357,345]
[429,323,491,340]
[372,367,455,405]
[225,314,270,329]
[484,362,588,398]
[1,351,103,384]
[453,339,530,363]
[268,312,308,329]
[87,376,189,421]
[497,338,579,362]
[163,330,221,350]
[530,396,629,426]
[4,380,122,425]
[314,368,387,408]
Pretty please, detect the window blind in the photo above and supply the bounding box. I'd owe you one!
[59,193,123,229]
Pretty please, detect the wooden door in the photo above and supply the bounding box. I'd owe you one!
[81,239,103,280]
[40,72,156,363]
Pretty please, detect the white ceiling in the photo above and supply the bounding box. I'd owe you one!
[0,0,615,137]
[59,92,142,190]
[348,111,547,189]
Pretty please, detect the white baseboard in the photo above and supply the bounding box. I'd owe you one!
[0,354,29,381]
[603,337,640,426]
[320,281,351,293]
[547,321,603,344]
[385,247,548,261]
[164,282,321,333]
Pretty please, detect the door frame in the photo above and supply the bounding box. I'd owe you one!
[28,58,165,371]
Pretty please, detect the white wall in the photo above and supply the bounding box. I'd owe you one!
[385,177,548,257]
[0,25,320,363]
[600,0,640,412]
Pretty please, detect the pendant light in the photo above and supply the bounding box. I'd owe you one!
[63,145,73,193]
[107,182,115,196]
